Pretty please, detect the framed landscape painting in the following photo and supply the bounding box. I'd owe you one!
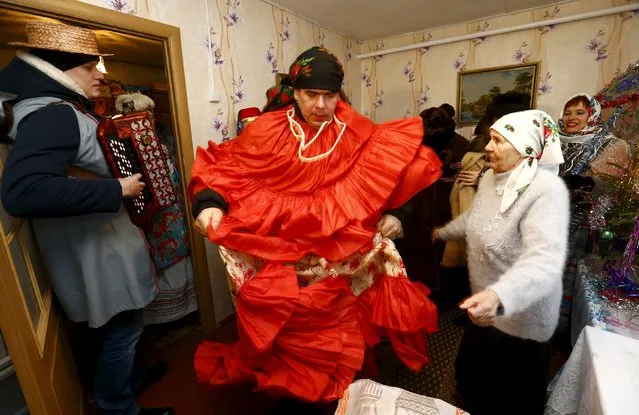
[456,62,539,126]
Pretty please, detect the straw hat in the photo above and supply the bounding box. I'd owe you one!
[8,21,112,56]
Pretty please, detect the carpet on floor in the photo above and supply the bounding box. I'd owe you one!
[377,307,466,405]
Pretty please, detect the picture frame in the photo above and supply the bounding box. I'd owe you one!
[456,62,539,126]
[275,72,287,85]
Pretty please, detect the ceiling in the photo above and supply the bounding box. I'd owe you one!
[0,8,165,67]
[267,0,565,41]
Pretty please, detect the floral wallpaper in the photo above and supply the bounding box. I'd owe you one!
[78,0,360,147]
[358,0,639,138]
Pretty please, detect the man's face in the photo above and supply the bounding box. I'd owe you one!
[65,61,104,99]
[293,88,339,128]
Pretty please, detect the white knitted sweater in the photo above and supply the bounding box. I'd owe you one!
[439,168,569,342]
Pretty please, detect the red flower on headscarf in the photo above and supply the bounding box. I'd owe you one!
[267,87,278,100]
[279,91,291,103]
[290,63,302,80]
[290,57,314,82]
[301,65,312,78]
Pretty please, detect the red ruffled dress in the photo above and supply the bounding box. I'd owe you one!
[189,101,441,402]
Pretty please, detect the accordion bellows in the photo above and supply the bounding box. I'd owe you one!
[97,111,177,226]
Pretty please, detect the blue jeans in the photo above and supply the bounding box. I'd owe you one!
[93,309,144,415]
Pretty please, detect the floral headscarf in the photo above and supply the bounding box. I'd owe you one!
[558,93,602,144]
[557,93,617,175]
[262,46,344,113]
[491,110,564,212]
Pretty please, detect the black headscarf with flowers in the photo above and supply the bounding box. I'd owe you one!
[262,46,344,113]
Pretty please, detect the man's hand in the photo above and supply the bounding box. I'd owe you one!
[194,207,224,236]
[377,214,403,240]
[459,289,501,327]
[118,173,145,198]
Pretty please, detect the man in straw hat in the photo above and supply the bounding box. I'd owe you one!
[0,21,174,415]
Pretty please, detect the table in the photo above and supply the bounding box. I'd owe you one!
[546,326,639,415]
[571,257,639,346]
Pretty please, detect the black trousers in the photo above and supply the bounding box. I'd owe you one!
[455,325,548,415]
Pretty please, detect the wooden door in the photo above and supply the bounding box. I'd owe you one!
[0,144,83,415]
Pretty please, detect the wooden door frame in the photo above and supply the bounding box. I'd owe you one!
[0,0,217,334]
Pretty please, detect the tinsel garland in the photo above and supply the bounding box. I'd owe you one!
[588,195,613,232]
[595,93,639,110]
[569,202,590,235]
[582,258,639,313]
[604,215,639,304]
[594,60,639,109]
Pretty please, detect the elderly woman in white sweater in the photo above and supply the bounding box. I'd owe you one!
[434,110,569,415]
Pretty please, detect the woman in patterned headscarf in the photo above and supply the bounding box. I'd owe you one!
[557,93,633,334]
[189,46,442,403]
[559,93,631,177]
[434,110,569,415]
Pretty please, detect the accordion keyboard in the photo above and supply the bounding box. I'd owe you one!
[108,137,153,216]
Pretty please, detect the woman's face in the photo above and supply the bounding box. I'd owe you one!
[485,130,523,173]
[561,101,590,133]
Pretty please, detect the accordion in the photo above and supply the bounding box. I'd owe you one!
[97,111,177,226]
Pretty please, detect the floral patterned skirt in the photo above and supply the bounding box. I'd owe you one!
[194,235,439,402]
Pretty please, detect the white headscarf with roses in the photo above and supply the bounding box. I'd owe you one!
[491,110,564,213]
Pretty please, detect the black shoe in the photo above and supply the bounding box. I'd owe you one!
[133,361,169,397]
[139,407,175,415]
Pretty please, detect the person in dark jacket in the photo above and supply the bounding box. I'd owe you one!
[395,104,469,303]
[0,21,173,415]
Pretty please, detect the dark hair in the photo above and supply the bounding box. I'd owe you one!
[473,114,492,138]
[490,90,531,106]
[563,95,590,111]
[438,103,455,118]
[420,106,456,154]
[467,134,490,153]
[471,91,531,150]
[30,49,97,72]
[486,91,532,121]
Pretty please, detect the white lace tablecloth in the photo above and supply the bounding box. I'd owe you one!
[545,326,639,415]
[334,379,468,415]
[571,258,639,345]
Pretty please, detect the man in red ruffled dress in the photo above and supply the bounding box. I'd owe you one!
[188,47,441,403]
